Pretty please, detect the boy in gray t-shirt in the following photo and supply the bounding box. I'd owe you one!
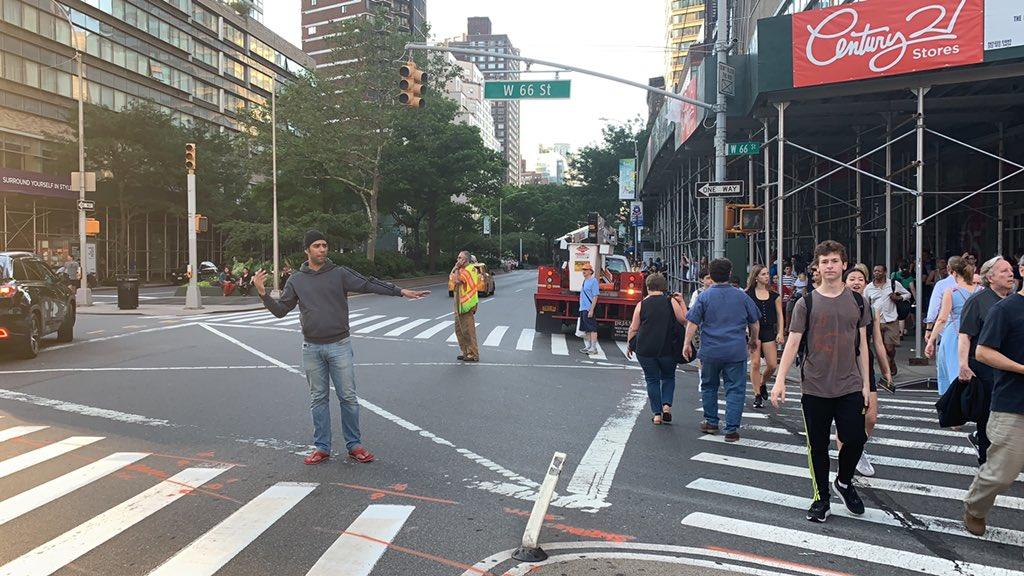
[772,241,871,524]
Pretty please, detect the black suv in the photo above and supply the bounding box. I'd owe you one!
[0,252,76,358]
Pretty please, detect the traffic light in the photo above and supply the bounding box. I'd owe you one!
[725,204,765,234]
[398,61,427,108]
[195,214,208,233]
[185,142,196,172]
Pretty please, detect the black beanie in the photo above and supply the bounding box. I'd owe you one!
[303,229,326,250]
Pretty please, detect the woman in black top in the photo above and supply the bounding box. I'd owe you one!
[238,267,253,296]
[626,273,688,424]
[746,265,784,409]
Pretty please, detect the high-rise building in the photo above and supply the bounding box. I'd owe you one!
[665,0,705,90]
[220,0,263,22]
[449,17,521,185]
[301,0,426,72]
[444,53,500,154]
[0,0,311,270]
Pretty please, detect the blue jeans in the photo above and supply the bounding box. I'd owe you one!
[637,356,677,414]
[302,338,361,452]
[700,359,747,433]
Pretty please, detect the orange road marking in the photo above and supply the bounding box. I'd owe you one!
[333,483,459,505]
[706,546,855,576]
[313,527,495,576]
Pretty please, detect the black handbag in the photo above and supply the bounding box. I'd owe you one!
[935,377,970,428]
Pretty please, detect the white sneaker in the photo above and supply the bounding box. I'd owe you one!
[579,347,592,354]
[856,452,875,477]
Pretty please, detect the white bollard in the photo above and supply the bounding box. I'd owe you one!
[512,451,566,562]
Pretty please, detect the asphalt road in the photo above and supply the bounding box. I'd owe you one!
[0,269,1020,575]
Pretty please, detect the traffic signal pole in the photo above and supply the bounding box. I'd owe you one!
[184,144,201,310]
[712,0,728,260]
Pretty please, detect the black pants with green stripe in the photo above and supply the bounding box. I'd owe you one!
[801,391,867,501]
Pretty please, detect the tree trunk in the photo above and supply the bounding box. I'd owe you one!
[366,167,380,262]
[425,207,439,273]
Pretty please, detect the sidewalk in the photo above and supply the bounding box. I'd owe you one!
[77,273,454,316]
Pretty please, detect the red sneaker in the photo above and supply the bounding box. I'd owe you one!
[348,447,375,463]
[303,450,331,465]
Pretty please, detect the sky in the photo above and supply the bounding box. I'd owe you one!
[261,1,666,170]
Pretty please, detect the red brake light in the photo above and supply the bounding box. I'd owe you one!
[0,328,7,339]
[0,285,15,298]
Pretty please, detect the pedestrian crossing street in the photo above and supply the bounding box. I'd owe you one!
[164,308,639,362]
[679,384,1023,575]
[0,425,413,576]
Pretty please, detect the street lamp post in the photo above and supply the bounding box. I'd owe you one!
[270,85,280,298]
[52,1,92,306]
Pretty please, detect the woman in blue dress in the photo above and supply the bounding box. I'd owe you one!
[924,257,978,394]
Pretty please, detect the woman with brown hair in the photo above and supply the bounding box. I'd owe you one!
[626,273,687,424]
[926,255,978,395]
[746,264,784,409]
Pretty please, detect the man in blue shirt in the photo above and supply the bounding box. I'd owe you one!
[579,263,600,354]
[684,258,761,441]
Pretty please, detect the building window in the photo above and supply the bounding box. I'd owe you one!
[250,68,273,92]
[224,58,246,82]
[308,26,316,35]
[192,4,217,31]
[224,22,245,48]
[193,80,218,105]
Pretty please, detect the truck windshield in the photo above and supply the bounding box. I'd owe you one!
[0,256,11,281]
[605,259,628,274]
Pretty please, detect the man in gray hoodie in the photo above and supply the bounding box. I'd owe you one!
[254,230,429,465]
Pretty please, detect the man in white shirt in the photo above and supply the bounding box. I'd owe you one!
[864,264,911,377]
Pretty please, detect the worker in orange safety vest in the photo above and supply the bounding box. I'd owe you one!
[450,250,481,362]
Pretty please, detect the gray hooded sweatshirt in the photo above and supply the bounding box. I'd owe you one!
[261,260,402,344]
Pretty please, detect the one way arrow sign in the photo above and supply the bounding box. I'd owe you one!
[696,181,744,198]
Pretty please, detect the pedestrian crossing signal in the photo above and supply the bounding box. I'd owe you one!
[195,214,208,233]
[725,204,764,234]
[85,218,100,236]
[398,61,427,108]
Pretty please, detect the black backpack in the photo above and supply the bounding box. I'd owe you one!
[795,289,865,370]
[892,279,914,320]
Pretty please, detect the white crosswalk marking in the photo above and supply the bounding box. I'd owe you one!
[0,452,149,527]
[0,426,47,443]
[228,312,275,323]
[515,328,535,351]
[482,326,509,347]
[276,317,302,326]
[205,310,267,322]
[739,423,977,455]
[0,466,228,576]
[348,315,386,327]
[0,436,103,480]
[355,316,408,334]
[588,341,607,360]
[691,452,1024,510]
[253,314,295,325]
[384,318,431,336]
[614,340,637,362]
[414,320,454,339]
[681,512,1019,576]
[305,504,414,576]
[686,478,1024,547]
[148,482,317,576]
[550,334,568,356]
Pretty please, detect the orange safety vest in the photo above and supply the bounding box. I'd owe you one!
[455,266,480,314]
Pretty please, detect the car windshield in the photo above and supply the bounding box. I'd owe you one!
[0,256,11,280]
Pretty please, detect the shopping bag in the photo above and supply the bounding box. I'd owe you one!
[575,318,586,338]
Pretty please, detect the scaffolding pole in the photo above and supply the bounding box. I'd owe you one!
[998,123,1005,255]
[886,115,893,274]
[776,102,788,289]
[764,119,772,279]
[855,130,863,263]
[914,87,929,362]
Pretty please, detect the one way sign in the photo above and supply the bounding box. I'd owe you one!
[696,181,744,198]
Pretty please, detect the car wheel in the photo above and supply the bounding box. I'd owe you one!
[448,290,454,297]
[17,313,41,359]
[56,304,75,343]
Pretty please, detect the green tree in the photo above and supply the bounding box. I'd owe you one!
[382,96,505,272]
[568,119,648,228]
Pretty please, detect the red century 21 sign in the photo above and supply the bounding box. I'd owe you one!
[792,0,984,88]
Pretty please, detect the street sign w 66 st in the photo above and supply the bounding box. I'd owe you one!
[484,80,571,100]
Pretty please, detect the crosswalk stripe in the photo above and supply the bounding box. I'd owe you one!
[589,341,607,360]
[740,423,976,455]
[0,436,103,480]
[348,315,386,327]
[483,326,509,347]
[872,422,966,437]
[550,334,568,356]
[252,314,296,325]
[691,452,1024,510]
[686,478,1024,547]
[229,313,273,323]
[614,340,637,362]
[695,408,767,419]
[877,412,942,423]
[355,317,408,334]
[384,318,431,337]
[204,310,267,322]
[681,512,1018,576]
[276,317,302,326]
[697,434,1024,481]
[515,329,535,351]
[414,321,454,339]
[0,466,229,576]
[0,452,149,527]
[305,504,414,576]
[0,426,48,443]
[446,323,479,343]
[148,482,317,576]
